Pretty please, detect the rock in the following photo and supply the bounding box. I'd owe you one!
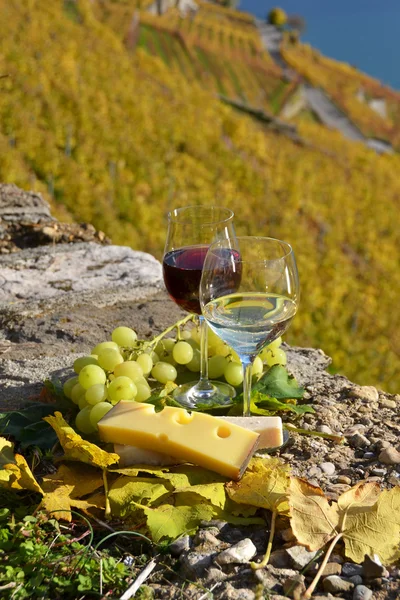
[348,386,379,403]
[193,529,221,549]
[0,183,53,223]
[215,539,257,565]
[353,585,373,600]
[269,549,292,569]
[286,545,318,570]
[320,462,336,475]
[283,574,305,599]
[379,398,397,409]
[169,535,191,556]
[323,575,355,593]
[348,433,371,448]
[203,567,227,584]
[179,552,215,579]
[336,475,352,485]
[219,583,255,600]
[362,555,389,579]
[341,562,363,578]
[322,562,342,576]
[317,424,333,434]
[378,447,400,465]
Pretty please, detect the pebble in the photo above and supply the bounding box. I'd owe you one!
[179,552,214,579]
[378,446,400,465]
[322,562,342,576]
[323,575,355,593]
[371,467,386,476]
[362,555,389,579]
[342,562,363,578]
[269,549,292,569]
[349,386,379,402]
[343,424,366,437]
[317,424,333,434]
[349,433,371,448]
[320,462,336,475]
[286,545,318,570]
[353,584,374,600]
[193,529,221,548]
[220,583,255,600]
[336,475,352,485]
[308,465,323,478]
[363,452,375,459]
[204,567,227,584]
[379,398,397,409]
[283,574,306,599]
[215,539,256,565]
[169,535,191,556]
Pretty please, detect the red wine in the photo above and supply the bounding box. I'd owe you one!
[163,245,242,315]
[163,245,208,314]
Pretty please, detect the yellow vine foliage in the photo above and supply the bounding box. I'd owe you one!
[0,0,400,393]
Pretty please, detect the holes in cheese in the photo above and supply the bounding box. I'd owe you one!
[98,400,259,480]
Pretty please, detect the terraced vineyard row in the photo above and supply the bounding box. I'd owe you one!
[282,40,400,148]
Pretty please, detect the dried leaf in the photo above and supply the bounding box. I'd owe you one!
[0,437,43,494]
[289,478,340,550]
[44,412,119,468]
[39,463,104,521]
[227,458,290,514]
[174,482,226,509]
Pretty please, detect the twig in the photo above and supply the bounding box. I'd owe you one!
[103,469,111,519]
[250,509,277,570]
[197,582,220,600]
[0,583,17,592]
[120,557,157,600]
[284,423,345,444]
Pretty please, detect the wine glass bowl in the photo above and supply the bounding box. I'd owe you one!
[200,236,299,417]
[162,205,237,408]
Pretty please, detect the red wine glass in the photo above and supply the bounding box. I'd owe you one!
[162,205,236,408]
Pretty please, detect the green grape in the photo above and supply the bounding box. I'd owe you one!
[186,349,201,372]
[263,348,287,367]
[214,343,230,358]
[90,402,113,428]
[78,395,89,410]
[111,326,137,347]
[97,348,124,371]
[136,353,153,376]
[63,376,79,399]
[162,353,177,366]
[208,355,228,379]
[172,341,193,365]
[252,356,264,377]
[108,376,137,403]
[75,406,96,435]
[114,360,143,381]
[71,383,86,405]
[189,327,201,345]
[186,338,200,351]
[158,338,176,353]
[180,330,192,340]
[134,375,150,389]
[151,362,177,384]
[135,383,151,402]
[86,383,108,405]
[150,351,159,364]
[91,341,119,356]
[224,361,244,387]
[79,364,107,390]
[267,336,282,351]
[73,356,98,374]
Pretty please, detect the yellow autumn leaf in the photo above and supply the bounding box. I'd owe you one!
[226,458,290,514]
[44,412,119,469]
[290,479,400,565]
[39,463,104,521]
[0,437,43,495]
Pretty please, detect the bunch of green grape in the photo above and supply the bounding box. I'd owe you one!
[63,324,286,436]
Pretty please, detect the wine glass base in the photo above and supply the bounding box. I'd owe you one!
[173,380,236,409]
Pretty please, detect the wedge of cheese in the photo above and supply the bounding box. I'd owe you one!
[98,400,259,480]
[218,416,283,449]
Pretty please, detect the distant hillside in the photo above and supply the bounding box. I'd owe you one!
[0,0,399,394]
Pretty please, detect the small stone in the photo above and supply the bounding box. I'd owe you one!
[323,575,355,593]
[169,535,191,556]
[378,447,400,465]
[179,552,214,579]
[320,462,336,476]
[371,467,386,476]
[348,386,379,403]
[349,433,371,448]
[353,584,373,600]
[362,554,389,578]
[378,440,391,449]
[344,424,366,436]
[215,538,256,565]
[219,583,255,600]
[253,569,280,590]
[341,562,363,577]
[269,549,292,569]
[204,567,227,584]
[317,425,333,434]
[308,466,322,478]
[363,452,375,459]
[336,475,352,485]
[283,574,305,599]
[379,398,397,409]
[348,575,364,585]
[286,545,318,570]
[322,562,342,576]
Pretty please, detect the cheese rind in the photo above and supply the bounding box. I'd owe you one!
[114,444,184,467]
[98,401,259,479]
[218,416,283,449]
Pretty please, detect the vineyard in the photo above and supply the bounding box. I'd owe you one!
[282,39,400,148]
[0,0,400,394]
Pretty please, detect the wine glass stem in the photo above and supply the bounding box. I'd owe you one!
[196,315,213,392]
[241,356,253,417]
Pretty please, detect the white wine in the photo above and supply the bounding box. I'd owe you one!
[203,293,297,358]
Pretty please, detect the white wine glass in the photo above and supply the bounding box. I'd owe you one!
[200,236,299,417]
[162,205,237,408]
